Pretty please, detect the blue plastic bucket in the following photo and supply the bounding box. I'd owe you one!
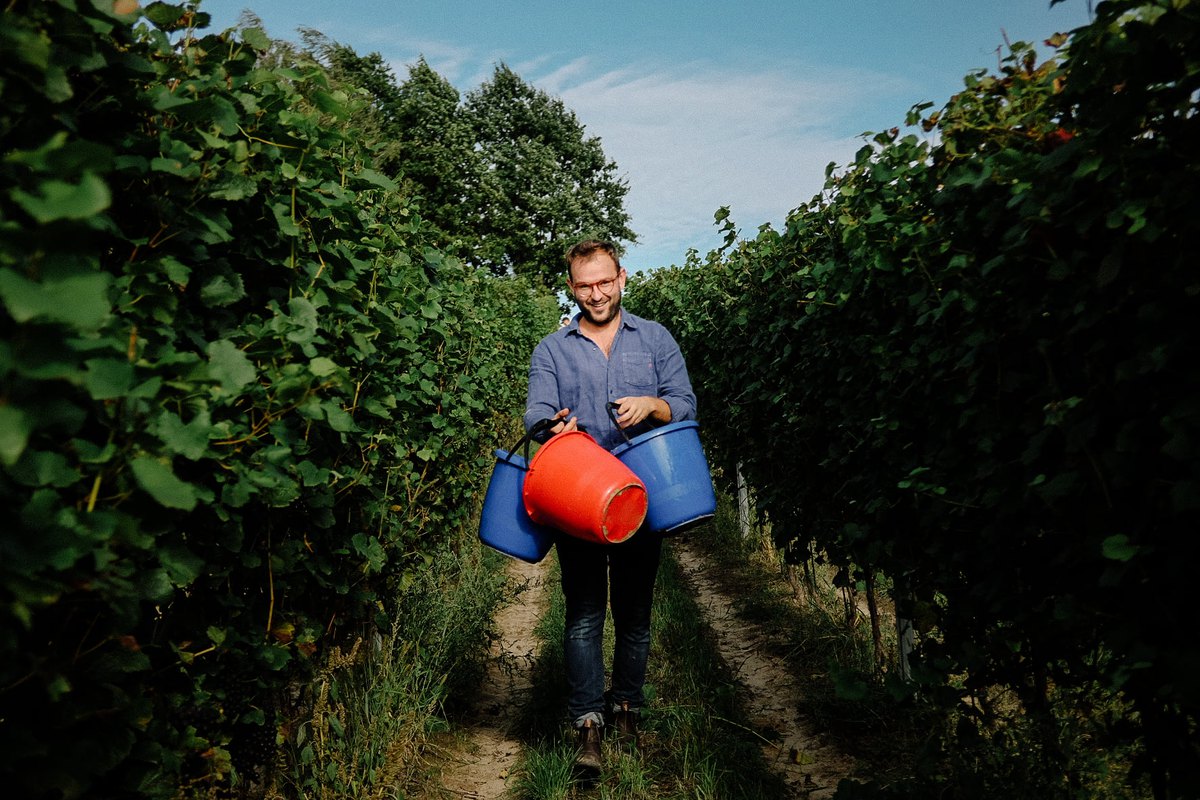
[478,449,554,563]
[611,421,716,534]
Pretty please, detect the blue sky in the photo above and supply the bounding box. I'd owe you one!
[201,0,1094,272]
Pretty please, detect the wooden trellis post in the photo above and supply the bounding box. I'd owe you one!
[735,461,752,539]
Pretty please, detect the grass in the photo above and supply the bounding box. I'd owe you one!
[271,528,510,799]
[688,496,1153,800]
[508,520,793,799]
[301,489,1152,800]
[684,499,913,771]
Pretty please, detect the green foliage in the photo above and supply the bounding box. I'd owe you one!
[464,64,637,289]
[305,37,637,291]
[384,57,480,255]
[300,38,479,252]
[626,1,1199,796]
[0,1,558,797]
[284,532,508,799]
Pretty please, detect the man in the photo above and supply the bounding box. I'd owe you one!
[524,239,697,771]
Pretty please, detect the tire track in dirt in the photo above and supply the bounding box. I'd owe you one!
[672,538,856,799]
[436,557,549,800]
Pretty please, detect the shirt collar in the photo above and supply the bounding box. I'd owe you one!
[566,310,639,336]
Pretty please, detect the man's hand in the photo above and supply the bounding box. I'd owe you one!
[610,396,671,428]
[549,408,578,436]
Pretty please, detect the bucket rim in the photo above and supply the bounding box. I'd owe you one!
[611,419,700,457]
[525,429,598,469]
[494,448,530,468]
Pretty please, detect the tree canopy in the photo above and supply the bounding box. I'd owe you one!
[465,64,636,288]
[308,40,635,291]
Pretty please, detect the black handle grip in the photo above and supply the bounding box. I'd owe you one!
[503,416,589,466]
[607,401,633,444]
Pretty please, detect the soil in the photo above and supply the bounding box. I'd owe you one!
[435,556,550,800]
[672,538,856,799]
[434,539,856,799]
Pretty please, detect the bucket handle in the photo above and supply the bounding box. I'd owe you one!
[502,416,588,468]
[606,401,634,445]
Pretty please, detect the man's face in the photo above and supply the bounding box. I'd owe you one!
[569,252,625,326]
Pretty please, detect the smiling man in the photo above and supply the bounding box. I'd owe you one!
[523,238,697,772]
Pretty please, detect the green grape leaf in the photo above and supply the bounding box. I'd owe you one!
[0,406,33,467]
[0,269,112,329]
[206,339,256,394]
[153,409,213,460]
[1101,534,1139,562]
[11,173,111,222]
[129,456,198,510]
[83,358,134,400]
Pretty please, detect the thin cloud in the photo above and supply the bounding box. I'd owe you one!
[362,40,911,268]
[535,59,904,267]
[381,40,491,86]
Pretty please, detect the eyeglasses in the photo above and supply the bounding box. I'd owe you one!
[571,274,620,298]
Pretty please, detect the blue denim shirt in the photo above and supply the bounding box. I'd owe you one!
[524,311,697,452]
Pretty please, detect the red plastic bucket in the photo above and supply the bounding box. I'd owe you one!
[522,430,647,544]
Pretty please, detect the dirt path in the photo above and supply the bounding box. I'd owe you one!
[436,557,549,800]
[435,539,854,799]
[672,538,857,799]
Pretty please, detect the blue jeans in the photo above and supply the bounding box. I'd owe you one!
[555,530,664,725]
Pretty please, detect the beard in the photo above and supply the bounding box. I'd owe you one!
[577,290,622,326]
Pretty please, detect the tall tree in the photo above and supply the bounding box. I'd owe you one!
[301,42,636,289]
[464,64,636,289]
[389,58,482,256]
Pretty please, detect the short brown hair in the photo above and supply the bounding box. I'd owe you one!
[565,239,621,279]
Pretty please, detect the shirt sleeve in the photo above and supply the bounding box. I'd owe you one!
[655,326,697,423]
[524,339,561,436]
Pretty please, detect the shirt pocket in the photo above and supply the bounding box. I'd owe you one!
[620,351,656,389]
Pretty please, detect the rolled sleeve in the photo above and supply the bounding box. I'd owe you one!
[524,340,562,433]
[654,328,696,423]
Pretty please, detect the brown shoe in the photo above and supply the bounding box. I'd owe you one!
[612,701,639,748]
[575,719,602,771]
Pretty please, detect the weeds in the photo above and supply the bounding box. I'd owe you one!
[361,490,1147,800]
[698,495,1152,800]
[510,743,575,800]
[276,531,508,799]
[510,522,790,799]
[689,498,905,757]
